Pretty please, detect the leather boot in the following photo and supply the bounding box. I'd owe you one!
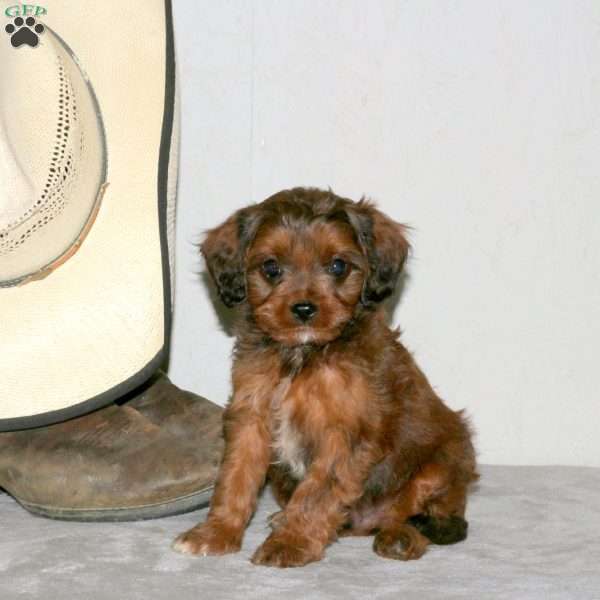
[0,373,224,521]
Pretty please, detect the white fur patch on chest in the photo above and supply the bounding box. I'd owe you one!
[272,407,307,480]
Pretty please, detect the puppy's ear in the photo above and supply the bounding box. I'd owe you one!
[201,207,262,307]
[346,201,410,306]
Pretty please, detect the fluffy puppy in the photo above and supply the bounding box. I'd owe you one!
[173,187,477,567]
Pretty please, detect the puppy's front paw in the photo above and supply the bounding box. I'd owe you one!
[172,522,241,557]
[251,532,322,568]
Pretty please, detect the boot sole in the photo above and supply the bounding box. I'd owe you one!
[9,486,213,522]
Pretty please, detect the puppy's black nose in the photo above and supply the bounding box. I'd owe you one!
[291,302,317,322]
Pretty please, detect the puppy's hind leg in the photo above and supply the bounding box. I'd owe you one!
[408,474,472,545]
[408,435,478,546]
[373,524,430,561]
[371,462,463,561]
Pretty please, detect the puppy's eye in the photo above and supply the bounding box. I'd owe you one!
[328,258,347,278]
[262,259,282,280]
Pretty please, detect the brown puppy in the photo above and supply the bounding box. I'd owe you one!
[173,187,477,567]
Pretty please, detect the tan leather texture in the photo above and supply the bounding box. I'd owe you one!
[0,374,224,520]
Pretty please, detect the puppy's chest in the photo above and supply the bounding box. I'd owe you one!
[270,373,322,481]
[272,405,308,480]
[270,365,369,480]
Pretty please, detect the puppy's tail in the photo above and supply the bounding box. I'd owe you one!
[407,514,468,545]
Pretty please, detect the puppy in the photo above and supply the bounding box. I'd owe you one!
[173,187,477,567]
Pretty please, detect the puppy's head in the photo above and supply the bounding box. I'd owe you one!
[201,188,409,346]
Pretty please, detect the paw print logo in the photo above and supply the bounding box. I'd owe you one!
[5,16,45,48]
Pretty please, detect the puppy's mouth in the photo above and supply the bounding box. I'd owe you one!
[269,325,340,347]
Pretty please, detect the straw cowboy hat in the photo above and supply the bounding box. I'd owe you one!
[0,0,223,520]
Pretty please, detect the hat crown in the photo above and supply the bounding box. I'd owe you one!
[0,26,106,286]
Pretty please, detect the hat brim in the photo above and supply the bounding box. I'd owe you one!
[0,0,176,430]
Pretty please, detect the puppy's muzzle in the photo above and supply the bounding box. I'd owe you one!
[291,301,318,323]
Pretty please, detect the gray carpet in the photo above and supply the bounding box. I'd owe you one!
[1,465,599,599]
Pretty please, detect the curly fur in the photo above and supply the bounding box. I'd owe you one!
[173,188,478,568]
